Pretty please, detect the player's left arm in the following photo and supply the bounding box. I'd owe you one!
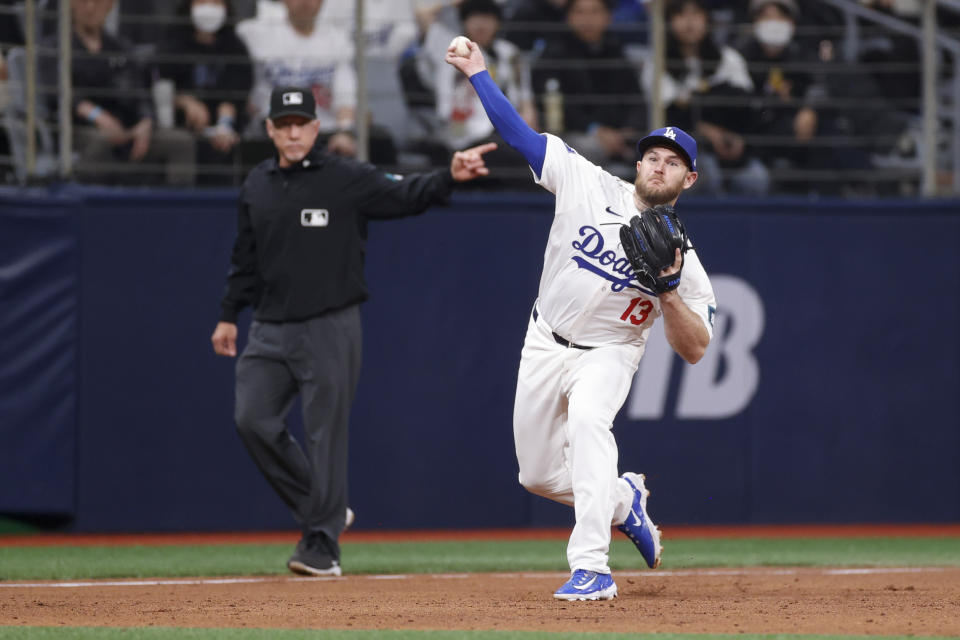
[659,248,713,364]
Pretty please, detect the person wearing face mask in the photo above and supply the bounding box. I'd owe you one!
[643,0,768,196]
[736,0,827,194]
[158,0,253,184]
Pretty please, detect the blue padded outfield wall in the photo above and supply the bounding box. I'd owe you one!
[1,185,958,532]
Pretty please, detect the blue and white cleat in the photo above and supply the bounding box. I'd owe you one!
[617,472,663,569]
[553,569,618,601]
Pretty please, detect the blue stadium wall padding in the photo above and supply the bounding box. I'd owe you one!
[1,185,958,531]
[0,191,79,515]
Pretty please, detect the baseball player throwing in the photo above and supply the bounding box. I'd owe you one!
[447,40,716,600]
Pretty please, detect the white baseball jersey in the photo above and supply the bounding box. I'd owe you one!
[237,15,357,131]
[319,0,418,59]
[426,24,532,149]
[512,133,717,574]
[533,133,716,348]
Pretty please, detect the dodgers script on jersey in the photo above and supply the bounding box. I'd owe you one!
[533,134,716,347]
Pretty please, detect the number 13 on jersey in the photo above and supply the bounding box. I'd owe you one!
[621,297,653,326]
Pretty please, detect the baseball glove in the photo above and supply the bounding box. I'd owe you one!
[619,204,690,294]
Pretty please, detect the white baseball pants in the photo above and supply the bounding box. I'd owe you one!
[513,307,643,574]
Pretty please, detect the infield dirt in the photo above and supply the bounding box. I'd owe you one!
[4,567,959,636]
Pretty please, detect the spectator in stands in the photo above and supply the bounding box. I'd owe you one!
[728,0,843,52]
[737,0,825,193]
[322,0,422,163]
[646,0,768,195]
[0,0,24,177]
[423,0,537,150]
[39,0,196,185]
[0,0,24,102]
[609,0,647,44]
[857,0,923,111]
[159,0,252,185]
[612,0,645,22]
[232,0,257,20]
[0,0,23,51]
[503,0,567,52]
[319,0,419,60]
[407,0,537,184]
[237,0,396,164]
[531,0,646,170]
[117,0,173,51]
[239,0,352,158]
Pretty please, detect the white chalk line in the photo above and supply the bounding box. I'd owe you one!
[0,566,950,589]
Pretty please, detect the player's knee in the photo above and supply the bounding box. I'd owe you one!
[518,470,554,498]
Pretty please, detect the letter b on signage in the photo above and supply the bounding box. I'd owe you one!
[627,275,764,420]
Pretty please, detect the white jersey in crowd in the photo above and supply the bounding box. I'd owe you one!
[533,133,716,349]
[643,45,753,108]
[237,13,357,131]
[421,22,533,149]
[318,0,419,59]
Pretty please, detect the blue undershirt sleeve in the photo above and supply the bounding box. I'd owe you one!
[469,70,546,178]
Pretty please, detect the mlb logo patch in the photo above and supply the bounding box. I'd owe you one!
[283,91,304,106]
[301,209,329,227]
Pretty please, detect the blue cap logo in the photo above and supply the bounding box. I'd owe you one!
[637,126,697,171]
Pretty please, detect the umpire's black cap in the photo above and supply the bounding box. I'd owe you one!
[268,86,316,121]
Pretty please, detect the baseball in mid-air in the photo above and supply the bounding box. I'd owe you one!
[450,35,471,57]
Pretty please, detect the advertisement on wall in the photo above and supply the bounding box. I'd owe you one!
[2,190,957,530]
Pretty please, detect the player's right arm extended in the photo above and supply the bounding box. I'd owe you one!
[469,70,546,178]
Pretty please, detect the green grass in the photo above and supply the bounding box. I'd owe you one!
[1,537,958,581]
[0,630,952,640]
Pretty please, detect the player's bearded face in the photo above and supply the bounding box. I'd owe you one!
[634,147,691,206]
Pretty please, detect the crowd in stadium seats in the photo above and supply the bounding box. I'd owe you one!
[0,0,957,194]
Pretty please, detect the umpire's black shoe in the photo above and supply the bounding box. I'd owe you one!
[287,534,342,577]
[287,547,341,576]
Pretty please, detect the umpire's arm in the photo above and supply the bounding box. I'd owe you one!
[212,194,260,357]
[356,144,495,219]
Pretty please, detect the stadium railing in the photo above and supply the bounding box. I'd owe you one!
[0,0,957,197]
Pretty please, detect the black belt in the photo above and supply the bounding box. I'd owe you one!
[532,305,593,350]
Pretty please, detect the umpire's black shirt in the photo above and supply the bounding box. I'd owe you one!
[220,146,457,323]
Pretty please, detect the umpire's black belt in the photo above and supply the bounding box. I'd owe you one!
[532,305,594,350]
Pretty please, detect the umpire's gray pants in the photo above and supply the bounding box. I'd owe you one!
[234,306,361,559]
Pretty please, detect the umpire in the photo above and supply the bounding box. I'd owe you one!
[211,86,494,576]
